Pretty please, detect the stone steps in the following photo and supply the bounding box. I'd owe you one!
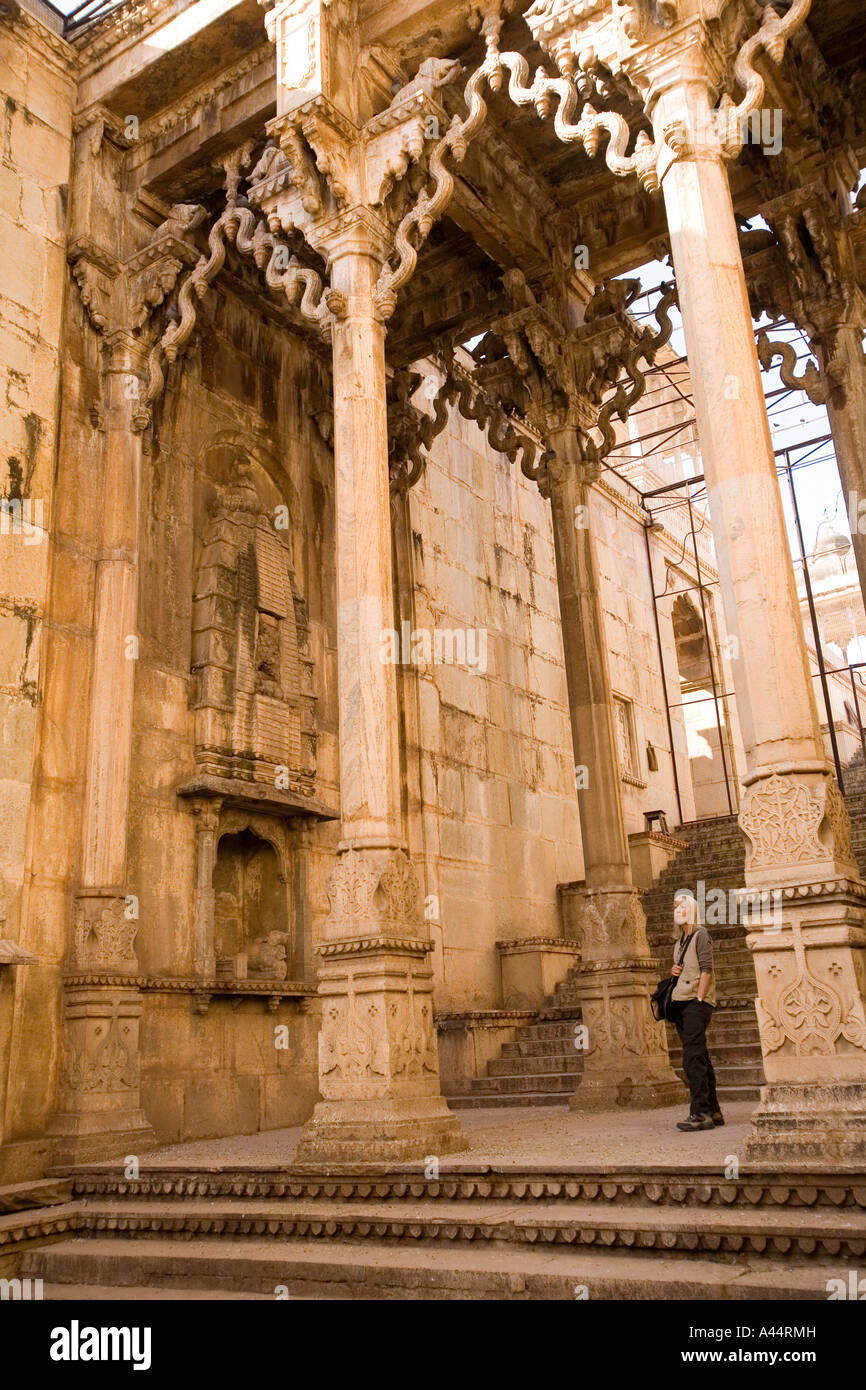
[23,1237,839,1300]
[470,1072,578,1095]
[41,1282,277,1301]
[449,1093,571,1109]
[18,1164,866,1299]
[487,1054,582,1077]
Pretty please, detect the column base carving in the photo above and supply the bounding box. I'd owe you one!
[569,961,685,1111]
[739,767,859,889]
[566,887,684,1111]
[743,878,866,1160]
[48,985,155,1167]
[745,1082,866,1165]
[297,848,467,1162]
[295,1095,466,1165]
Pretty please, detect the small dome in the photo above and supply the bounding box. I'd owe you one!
[811,511,851,580]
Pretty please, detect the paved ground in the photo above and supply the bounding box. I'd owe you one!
[130,1101,755,1172]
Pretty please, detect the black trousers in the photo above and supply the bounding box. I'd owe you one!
[671,1000,719,1117]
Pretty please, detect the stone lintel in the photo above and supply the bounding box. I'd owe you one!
[176,773,339,821]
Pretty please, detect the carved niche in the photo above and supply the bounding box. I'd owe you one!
[191,452,317,794]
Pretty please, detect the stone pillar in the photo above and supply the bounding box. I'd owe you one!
[50,332,154,1164]
[647,75,866,1159]
[547,447,682,1110]
[820,324,866,606]
[190,799,220,978]
[295,218,464,1162]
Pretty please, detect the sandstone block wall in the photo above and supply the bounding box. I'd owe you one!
[0,8,74,1177]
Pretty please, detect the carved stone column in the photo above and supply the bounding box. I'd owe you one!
[50,330,155,1163]
[638,41,866,1159]
[493,0,866,1154]
[251,0,467,1161]
[547,449,681,1109]
[292,212,464,1160]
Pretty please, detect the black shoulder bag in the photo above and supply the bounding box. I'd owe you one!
[650,931,694,1022]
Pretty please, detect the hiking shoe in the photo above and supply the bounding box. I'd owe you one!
[676,1115,715,1132]
[710,1111,725,1126]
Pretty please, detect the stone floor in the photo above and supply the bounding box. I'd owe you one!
[117,1101,755,1171]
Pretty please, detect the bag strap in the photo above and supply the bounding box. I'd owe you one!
[675,931,695,967]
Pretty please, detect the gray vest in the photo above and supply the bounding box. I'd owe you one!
[671,929,716,1006]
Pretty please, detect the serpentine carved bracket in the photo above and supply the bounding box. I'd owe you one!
[134,145,335,431]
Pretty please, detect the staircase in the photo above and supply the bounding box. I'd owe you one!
[448,971,584,1109]
[452,771,866,1110]
[12,1161,866,1300]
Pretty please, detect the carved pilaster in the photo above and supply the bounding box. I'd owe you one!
[296,848,465,1161]
[744,884,866,1161]
[50,987,154,1166]
[189,799,222,978]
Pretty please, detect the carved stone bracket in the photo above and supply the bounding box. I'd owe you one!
[68,236,120,333]
[387,364,450,497]
[134,149,335,429]
[462,270,677,491]
[755,331,830,407]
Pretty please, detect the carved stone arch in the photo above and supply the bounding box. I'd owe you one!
[197,428,302,535]
[191,436,317,794]
[216,809,290,882]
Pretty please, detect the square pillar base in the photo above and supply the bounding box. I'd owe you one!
[48,984,156,1168]
[294,1095,467,1165]
[745,1082,866,1165]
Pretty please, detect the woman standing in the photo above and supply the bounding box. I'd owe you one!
[669,890,724,1132]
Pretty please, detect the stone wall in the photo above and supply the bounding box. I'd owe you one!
[0,6,74,1180]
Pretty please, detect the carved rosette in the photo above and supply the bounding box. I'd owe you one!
[739,772,857,885]
[70,893,138,973]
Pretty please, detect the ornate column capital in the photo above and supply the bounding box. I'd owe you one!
[521,0,812,183]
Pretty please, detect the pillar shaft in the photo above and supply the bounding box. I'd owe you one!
[296,220,464,1162]
[821,324,866,611]
[548,456,632,889]
[82,336,144,888]
[656,82,825,778]
[329,239,403,850]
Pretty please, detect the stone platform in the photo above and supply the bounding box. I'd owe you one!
[92,1100,756,1171]
[2,1103,865,1300]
